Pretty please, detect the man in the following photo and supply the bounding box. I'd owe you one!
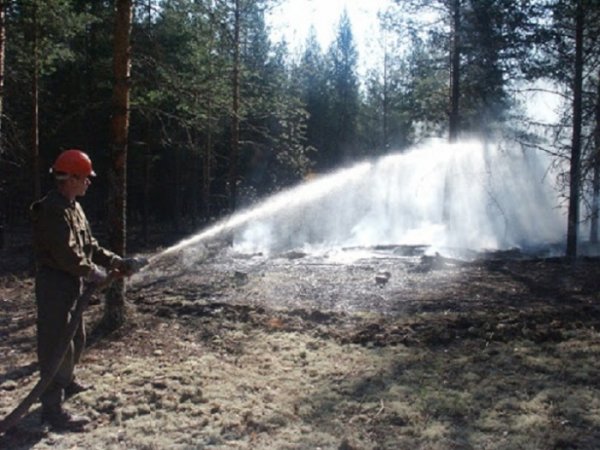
[30,149,136,431]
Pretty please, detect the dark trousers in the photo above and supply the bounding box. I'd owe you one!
[35,267,85,410]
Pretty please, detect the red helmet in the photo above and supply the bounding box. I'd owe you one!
[51,149,96,177]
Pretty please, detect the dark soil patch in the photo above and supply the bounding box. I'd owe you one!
[2,245,600,449]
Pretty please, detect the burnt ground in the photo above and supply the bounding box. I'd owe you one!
[1,241,600,449]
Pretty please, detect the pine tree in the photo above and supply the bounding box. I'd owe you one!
[326,9,360,167]
[296,27,328,170]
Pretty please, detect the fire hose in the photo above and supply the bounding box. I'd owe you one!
[0,259,148,435]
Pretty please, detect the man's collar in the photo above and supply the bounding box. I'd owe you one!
[49,189,76,208]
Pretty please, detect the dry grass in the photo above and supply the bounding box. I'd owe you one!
[2,253,600,449]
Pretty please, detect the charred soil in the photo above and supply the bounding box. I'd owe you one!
[2,243,600,449]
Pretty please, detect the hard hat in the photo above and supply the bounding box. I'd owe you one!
[51,149,96,177]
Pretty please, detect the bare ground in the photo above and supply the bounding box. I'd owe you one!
[1,242,600,449]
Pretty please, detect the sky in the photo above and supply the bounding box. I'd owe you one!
[267,0,396,75]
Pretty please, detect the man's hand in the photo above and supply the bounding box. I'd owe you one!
[86,265,107,285]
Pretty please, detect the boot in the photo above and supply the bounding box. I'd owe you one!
[64,380,92,399]
[41,405,90,432]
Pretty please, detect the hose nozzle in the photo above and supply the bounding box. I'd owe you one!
[130,257,149,273]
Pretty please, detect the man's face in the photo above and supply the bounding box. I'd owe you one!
[68,175,91,197]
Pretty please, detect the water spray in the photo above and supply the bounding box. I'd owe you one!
[140,139,566,263]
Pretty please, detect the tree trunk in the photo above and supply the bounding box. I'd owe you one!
[203,98,213,219]
[567,0,583,259]
[0,0,5,139]
[382,40,389,151]
[228,0,241,211]
[593,155,600,245]
[31,1,40,201]
[142,0,152,246]
[443,0,461,223]
[566,0,584,259]
[173,145,182,233]
[448,0,461,143]
[202,17,218,221]
[104,0,132,330]
[143,138,151,246]
[190,129,198,227]
[0,1,6,248]
[591,70,600,244]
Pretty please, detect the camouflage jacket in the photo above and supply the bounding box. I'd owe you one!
[30,190,119,278]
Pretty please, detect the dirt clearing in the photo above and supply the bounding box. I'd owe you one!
[2,244,600,449]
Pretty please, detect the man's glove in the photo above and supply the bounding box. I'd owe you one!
[86,265,107,285]
[115,257,148,276]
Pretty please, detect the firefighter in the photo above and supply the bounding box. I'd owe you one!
[30,149,137,431]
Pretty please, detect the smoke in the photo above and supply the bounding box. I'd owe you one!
[232,139,565,256]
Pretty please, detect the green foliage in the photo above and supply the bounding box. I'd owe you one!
[7,0,96,78]
[1,0,599,242]
[2,0,103,204]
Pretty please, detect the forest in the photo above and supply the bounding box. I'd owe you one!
[0,0,599,254]
[4,2,600,448]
